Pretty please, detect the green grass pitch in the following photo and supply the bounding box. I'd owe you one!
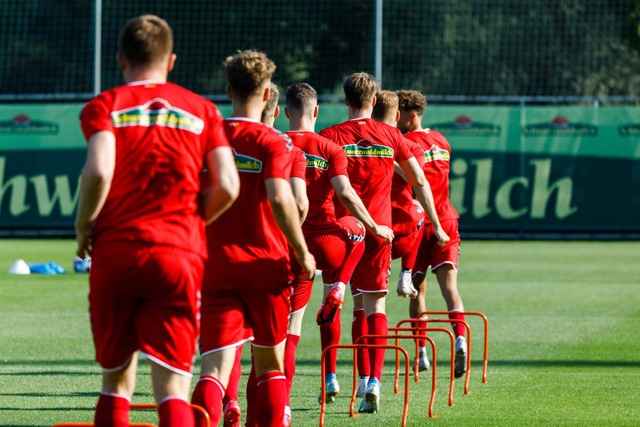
[1,238,639,426]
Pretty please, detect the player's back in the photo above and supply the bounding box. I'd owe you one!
[207,117,293,288]
[405,128,458,221]
[80,81,225,256]
[287,131,348,236]
[320,118,410,226]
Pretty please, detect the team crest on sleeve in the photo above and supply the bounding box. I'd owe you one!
[110,98,205,135]
[232,148,263,173]
[424,144,451,163]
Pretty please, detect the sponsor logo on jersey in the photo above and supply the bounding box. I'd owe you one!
[522,115,597,137]
[111,98,205,135]
[232,149,263,173]
[424,144,450,163]
[431,115,501,137]
[0,114,59,134]
[618,124,640,136]
[342,141,394,158]
[304,154,329,170]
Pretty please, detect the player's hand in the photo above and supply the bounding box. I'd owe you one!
[75,222,93,258]
[295,249,316,280]
[373,225,394,245]
[434,226,450,248]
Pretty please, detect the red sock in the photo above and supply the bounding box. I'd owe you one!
[449,311,466,337]
[255,371,286,427]
[337,239,365,284]
[402,228,422,270]
[158,397,194,427]
[412,319,427,347]
[320,306,341,375]
[191,375,225,427]
[352,308,370,378]
[284,333,300,405]
[224,345,243,406]
[367,313,388,381]
[245,362,257,427]
[94,393,129,427]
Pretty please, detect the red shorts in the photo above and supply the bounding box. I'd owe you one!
[350,233,391,296]
[90,242,203,376]
[199,286,292,353]
[392,200,425,235]
[290,278,313,313]
[305,216,365,271]
[392,228,422,260]
[413,219,461,274]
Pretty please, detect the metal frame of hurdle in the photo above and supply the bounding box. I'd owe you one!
[51,402,210,427]
[417,310,490,384]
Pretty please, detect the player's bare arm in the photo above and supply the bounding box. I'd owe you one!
[266,177,316,278]
[413,181,450,247]
[75,130,116,258]
[290,176,309,223]
[203,146,240,224]
[397,156,425,187]
[331,175,394,244]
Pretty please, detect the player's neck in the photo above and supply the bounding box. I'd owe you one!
[231,98,264,122]
[124,68,168,85]
[348,107,373,120]
[288,116,315,132]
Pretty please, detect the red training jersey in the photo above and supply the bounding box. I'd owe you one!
[286,131,349,237]
[290,145,307,180]
[79,81,228,257]
[391,138,426,234]
[206,117,294,290]
[404,129,458,222]
[320,118,412,227]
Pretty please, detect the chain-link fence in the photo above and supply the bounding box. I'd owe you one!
[1,0,639,102]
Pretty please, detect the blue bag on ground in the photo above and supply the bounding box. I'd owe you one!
[29,262,66,274]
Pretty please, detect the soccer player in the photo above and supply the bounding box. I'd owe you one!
[284,82,394,407]
[76,15,239,427]
[191,50,315,427]
[319,73,425,414]
[396,89,468,377]
[371,90,449,297]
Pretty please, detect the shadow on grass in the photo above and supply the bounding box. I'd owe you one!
[294,357,640,369]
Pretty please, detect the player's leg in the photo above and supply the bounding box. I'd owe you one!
[222,345,243,427]
[434,264,467,377]
[359,291,387,414]
[396,202,425,297]
[246,287,291,426]
[410,272,430,371]
[95,354,137,427]
[150,362,195,427]
[351,293,370,397]
[285,276,312,414]
[193,287,252,427]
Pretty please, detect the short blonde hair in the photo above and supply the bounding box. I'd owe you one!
[224,50,276,101]
[372,90,399,121]
[119,15,173,68]
[343,72,380,109]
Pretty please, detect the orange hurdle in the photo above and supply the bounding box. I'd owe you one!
[52,403,210,427]
[390,326,456,407]
[419,310,490,383]
[353,334,438,420]
[320,343,414,426]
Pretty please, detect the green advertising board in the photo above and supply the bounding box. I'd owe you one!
[1,103,639,237]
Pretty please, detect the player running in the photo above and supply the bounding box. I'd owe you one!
[396,89,468,377]
[319,73,425,414]
[77,15,239,427]
[284,82,395,408]
[191,50,315,427]
[371,90,449,297]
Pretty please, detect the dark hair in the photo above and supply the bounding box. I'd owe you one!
[285,82,318,114]
[118,15,173,68]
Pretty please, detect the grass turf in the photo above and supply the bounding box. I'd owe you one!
[0,238,639,426]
